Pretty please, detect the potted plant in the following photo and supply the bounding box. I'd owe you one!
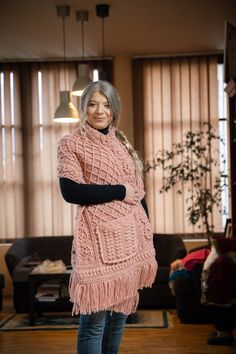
[145,123,228,239]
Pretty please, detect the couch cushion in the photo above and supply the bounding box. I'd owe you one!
[153,234,187,266]
[154,266,170,285]
[27,236,73,266]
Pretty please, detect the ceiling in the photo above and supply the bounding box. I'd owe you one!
[1,0,236,61]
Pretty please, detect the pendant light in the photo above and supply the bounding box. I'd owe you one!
[96,4,110,80]
[72,10,92,97]
[54,5,79,123]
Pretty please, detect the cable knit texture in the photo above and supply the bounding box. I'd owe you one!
[57,122,158,315]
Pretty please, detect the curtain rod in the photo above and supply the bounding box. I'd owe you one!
[133,50,223,60]
[0,56,113,63]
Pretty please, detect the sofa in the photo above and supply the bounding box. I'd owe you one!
[172,245,212,323]
[5,236,73,312]
[139,234,187,308]
[5,234,187,312]
[173,263,212,323]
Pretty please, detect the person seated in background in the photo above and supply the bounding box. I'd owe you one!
[170,247,211,272]
[201,236,236,346]
[170,237,236,346]
[169,246,211,295]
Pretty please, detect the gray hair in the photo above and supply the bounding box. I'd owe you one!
[79,81,121,129]
[79,80,143,177]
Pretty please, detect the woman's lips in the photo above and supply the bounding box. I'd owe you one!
[94,116,105,120]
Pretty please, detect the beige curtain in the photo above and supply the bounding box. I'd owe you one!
[0,60,113,241]
[133,56,222,235]
[22,62,78,238]
[0,64,24,241]
[0,60,112,242]
[0,62,78,241]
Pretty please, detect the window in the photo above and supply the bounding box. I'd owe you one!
[218,63,229,228]
[0,61,113,241]
[0,66,24,241]
[133,55,225,236]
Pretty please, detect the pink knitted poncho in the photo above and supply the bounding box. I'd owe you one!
[57,122,158,315]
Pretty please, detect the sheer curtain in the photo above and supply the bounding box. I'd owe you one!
[132,55,222,235]
[0,64,24,241]
[22,62,78,238]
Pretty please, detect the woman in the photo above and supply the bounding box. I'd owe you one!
[57,81,157,354]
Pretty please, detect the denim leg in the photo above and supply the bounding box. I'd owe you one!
[78,311,106,354]
[102,312,128,354]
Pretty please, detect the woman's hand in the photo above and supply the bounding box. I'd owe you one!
[170,259,183,271]
[123,183,139,205]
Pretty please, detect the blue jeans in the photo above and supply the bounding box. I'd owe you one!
[77,310,128,354]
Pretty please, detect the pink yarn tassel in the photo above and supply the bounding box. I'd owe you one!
[69,262,158,315]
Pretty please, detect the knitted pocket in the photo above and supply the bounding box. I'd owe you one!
[95,212,139,264]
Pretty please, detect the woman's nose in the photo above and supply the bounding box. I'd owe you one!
[96,104,104,113]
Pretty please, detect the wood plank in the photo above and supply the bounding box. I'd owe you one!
[0,297,235,353]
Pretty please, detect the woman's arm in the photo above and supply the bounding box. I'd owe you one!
[59,178,149,217]
[59,177,126,205]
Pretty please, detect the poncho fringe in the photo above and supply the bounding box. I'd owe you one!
[70,261,157,315]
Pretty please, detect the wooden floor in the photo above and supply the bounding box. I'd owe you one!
[0,296,235,354]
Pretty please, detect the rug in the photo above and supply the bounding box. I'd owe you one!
[0,310,169,331]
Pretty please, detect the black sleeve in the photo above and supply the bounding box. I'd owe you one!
[59,177,126,205]
[141,198,149,218]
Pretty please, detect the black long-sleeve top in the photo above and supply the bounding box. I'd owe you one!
[59,178,149,217]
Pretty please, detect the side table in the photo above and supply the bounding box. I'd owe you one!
[28,271,71,326]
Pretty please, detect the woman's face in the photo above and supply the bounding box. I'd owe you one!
[86,91,113,130]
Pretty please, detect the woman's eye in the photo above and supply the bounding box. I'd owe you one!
[89,102,96,107]
[104,104,110,108]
